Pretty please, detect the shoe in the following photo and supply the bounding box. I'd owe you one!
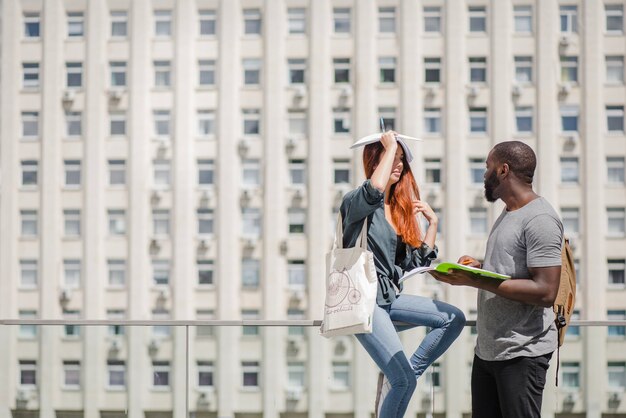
[374,372,391,418]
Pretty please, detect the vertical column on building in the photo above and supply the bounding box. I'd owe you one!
[0,1,21,417]
[84,1,107,417]
[581,2,607,418]
[39,1,64,417]
[353,1,377,417]
[307,1,331,418]
[217,0,241,417]
[491,0,512,142]
[128,0,152,416]
[172,1,195,417]
[443,2,467,417]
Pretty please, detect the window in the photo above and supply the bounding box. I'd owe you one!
[67,12,84,37]
[242,208,262,238]
[606,56,624,84]
[289,159,306,186]
[198,361,214,387]
[243,58,261,86]
[608,310,626,337]
[287,308,305,336]
[199,10,216,36]
[152,309,170,337]
[21,210,38,237]
[515,106,533,134]
[153,209,170,236]
[22,112,39,139]
[424,108,442,135]
[155,10,172,37]
[65,112,82,138]
[196,309,215,337]
[469,6,487,33]
[242,361,260,387]
[470,208,488,235]
[606,4,624,33]
[64,209,81,237]
[244,9,262,35]
[242,309,260,336]
[22,63,39,89]
[608,208,626,237]
[152,260,170,286]
[66,62,83,88]
[199,60,216,86]
[333,58,351,83]
[379,107,396,130]
[561,56,578,83]
[198,159,215,187]
[63,361,80,389]
[288,208,306,234]
[110,112,127,136]
[333,107,351,134]
[24,12,40,38]
[107,309,126,336]
[288,362,306,389]
[469,107,488,134]
[111,11,128,38]
[608,259,625,285]
[561,208,580,236]
[424,158,442,185]
[379,7,396,34]
[288,59,306,84]
[108,209,126,235]
[198,110,215,137]
[607,106,625,133]
[107,360,126,388]
[469,159,485,185]
[198,209,214,236]
[288,8,306,34]
[19,310,37,339]
[110,61,127,87]
[607,157,625,184]
[20,260,38,288]
[469,57,487,83]
[63,310,81,337]
[108,160,126,186]
[19,361,37,387]
[566,310,580,337]
[21,160,38,187]
[288,260,306,289]
[424,58,441,83]
[561,105,579,132]
[561,362,580,389]
[424,7,442,33]
[152,361,170,387]
[63,260,81,289]
[379,57,396,84]
[332,361,350,389]
[608,362,626,389]
[424,362,441,388]
[514,5,533,33]
[154,159,171,188]
[514,56,533,84]
[560,5,578,33]
[154,110,171,138]
[242,158,261,188]
[334,159,351,184]
[108,260,126,287]
[560,157,579,184]
[197,260,214,286]
[242,258,260,288]
[64,160,81,188]
[333,8,351,33]
[154,60,171,87]
[288,111,307,137]
[243,109,260,135]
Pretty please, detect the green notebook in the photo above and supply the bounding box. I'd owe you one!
[399,262,511,284]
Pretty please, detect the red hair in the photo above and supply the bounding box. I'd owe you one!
[363,142,423,247]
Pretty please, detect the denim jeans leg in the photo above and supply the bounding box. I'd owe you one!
[389,294,466,379]
[356,305,417,418]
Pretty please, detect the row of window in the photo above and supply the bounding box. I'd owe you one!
[20,4,626,41]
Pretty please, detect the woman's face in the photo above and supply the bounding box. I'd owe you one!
[388,147,405,184]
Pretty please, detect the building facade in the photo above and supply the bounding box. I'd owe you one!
[1,0,625,417]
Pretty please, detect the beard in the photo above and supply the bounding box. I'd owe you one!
[484,169,500,202]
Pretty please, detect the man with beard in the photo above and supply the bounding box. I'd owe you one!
[431,141,563,418]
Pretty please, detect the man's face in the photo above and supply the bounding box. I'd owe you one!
[484,153,500,202]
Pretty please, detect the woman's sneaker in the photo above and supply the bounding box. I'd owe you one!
[374,372,391,418]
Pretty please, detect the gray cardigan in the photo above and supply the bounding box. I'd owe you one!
[339,180,438,306]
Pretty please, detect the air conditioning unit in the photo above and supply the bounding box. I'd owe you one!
[340,85,352,98]
[59,288,72,308]
[290,289,305,304]
[157,142,168,158]
[150,238,161,253]
[243,238,255,251]
[238,139,249,157]
[16,389,30,409]
[285,137,297,154]
[467,85,479,98]
[148,338,160,356]
[564,133,578,146]
[200,190,211,207]
[109,339,121,357]
[62,89,76,103]
[293,188,304,201]
[198,239,209,252]
[293,85,306,99]
[286,387,303,401]
[511,83,522,98]
[286,337,300,356]
[151,190,162,205]
[108,89,123,102]
[559,35,571,47]
[240,189,251,207]
[559,83,572,95]
[426,85,437,97]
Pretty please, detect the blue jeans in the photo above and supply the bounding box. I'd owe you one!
[356,294,466,418]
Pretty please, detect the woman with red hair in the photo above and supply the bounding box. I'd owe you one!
[340,131,465,418]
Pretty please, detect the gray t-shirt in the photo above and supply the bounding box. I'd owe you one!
[476,197,563,361]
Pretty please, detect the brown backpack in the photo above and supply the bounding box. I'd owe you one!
[553,238,577,386]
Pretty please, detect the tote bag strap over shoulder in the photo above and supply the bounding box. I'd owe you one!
[334,213,368,251]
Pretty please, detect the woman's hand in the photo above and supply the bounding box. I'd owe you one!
[413,200,438,226]
[380,131,398,151]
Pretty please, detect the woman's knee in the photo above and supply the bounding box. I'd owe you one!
[446,305,466,331]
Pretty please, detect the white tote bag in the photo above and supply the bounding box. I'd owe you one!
[320,214,378,338]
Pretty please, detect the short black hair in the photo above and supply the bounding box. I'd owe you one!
[491,141,537,184]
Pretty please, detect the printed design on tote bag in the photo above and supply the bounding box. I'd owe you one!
[325,268,362,308]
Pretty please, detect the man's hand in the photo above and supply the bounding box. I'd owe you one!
[457,255,481,268]
[429,270,479,287]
